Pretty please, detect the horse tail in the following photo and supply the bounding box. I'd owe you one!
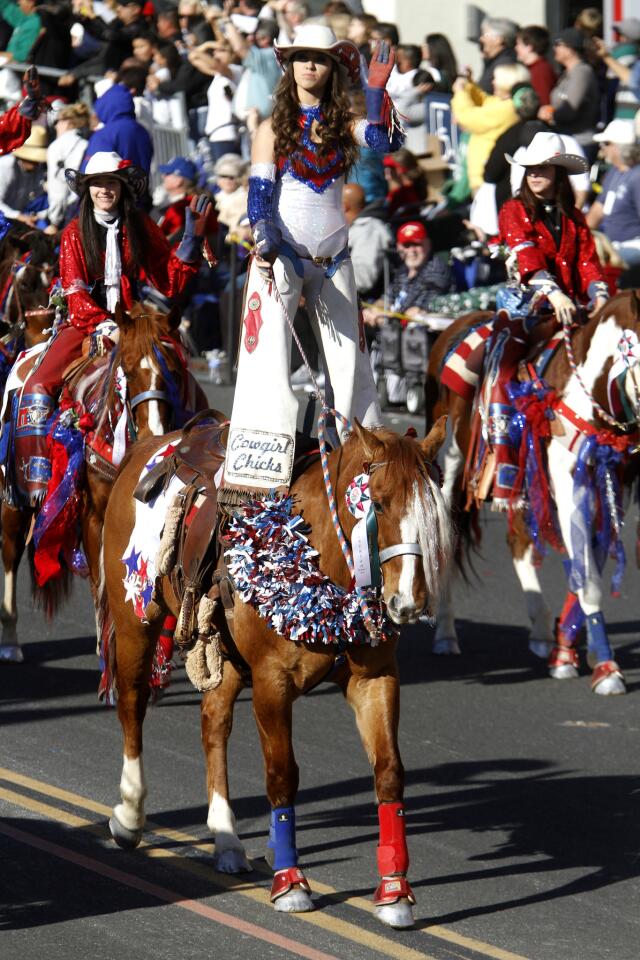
[27,542,73,618]
[451,494,482,583]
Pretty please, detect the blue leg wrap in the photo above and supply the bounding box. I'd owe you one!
[585,611,613,663]
[267,806,297,870]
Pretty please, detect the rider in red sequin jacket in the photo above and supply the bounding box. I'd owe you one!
[14,152,212,506]
[498,196,606,304]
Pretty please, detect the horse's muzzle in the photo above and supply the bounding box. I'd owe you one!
[386,594,424,625]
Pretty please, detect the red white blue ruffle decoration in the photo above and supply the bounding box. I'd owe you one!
[224,495,397,646]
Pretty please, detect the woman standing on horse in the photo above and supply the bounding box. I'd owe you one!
[221,25,403,502]
[474,131,610,507]
[14,151,211,506]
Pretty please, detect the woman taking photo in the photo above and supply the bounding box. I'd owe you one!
[470,131,609,507]
[14,151,211,505]
[221,24,403,499]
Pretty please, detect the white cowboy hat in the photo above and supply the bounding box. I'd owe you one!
[65,150,147,200]
[505,131,588,174]
[274,24,361,85]
[593,119,636,145]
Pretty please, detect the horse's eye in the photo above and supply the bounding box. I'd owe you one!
[372,501,383,514]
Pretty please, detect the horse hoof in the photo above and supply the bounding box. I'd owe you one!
[432,636,461,655]
[213,847,252,874]
[375,899,415,930]
[0,644,23,663]
[549,664,579,680]
[592,661,626,696]
[109,814,143,850]
[273,889,313,913]
[529,638,552,659]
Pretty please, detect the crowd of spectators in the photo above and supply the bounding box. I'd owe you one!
[1,2,640,399]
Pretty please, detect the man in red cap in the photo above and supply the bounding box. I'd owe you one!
[362,220,452,328]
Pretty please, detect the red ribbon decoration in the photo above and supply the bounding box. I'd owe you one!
[244,291,263,354]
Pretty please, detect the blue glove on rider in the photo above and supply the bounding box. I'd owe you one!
[176,194,211,262]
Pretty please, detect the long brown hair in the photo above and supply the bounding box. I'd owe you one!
[517,166,579,223]
[79,187,148,279]
[271,61,359,171]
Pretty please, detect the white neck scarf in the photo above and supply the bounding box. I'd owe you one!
[94,210,122,314]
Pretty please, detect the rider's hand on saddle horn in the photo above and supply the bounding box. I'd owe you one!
[547,289,576,326]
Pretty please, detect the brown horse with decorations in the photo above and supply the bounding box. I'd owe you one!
[427,290,640,695]
[101,412,452,929]
[0,301,206,664]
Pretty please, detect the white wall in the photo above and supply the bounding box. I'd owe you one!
[363,0,547,76]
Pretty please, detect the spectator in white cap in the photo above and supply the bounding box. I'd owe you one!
[214,153,248,234]
[586,119,640,265]
[13,151,214,506]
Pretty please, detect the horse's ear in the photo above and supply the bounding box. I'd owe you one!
[351,418,378,462]
[420,415,448,462]
[114,300,128,329]
[167,305,181,330]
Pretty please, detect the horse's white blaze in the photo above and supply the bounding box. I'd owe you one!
[114,754,147,831]
[397,490,421,610]
[512,545,554,642]
[140,357,164,436]
[392,476,452,615]
[548,438,602,613]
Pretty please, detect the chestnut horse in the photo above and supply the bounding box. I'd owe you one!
[102,418,452,930]
[427,291,640,695]
[0,302,206,662]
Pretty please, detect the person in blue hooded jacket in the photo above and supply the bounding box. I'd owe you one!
[82,83,153,175]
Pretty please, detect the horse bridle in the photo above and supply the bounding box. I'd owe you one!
[350,461,424,592]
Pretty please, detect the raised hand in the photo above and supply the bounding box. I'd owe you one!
[24,65,40,102]
[368,40,395,89]
[185,194,211,238]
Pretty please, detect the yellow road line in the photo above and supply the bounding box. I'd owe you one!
[0,781,438,960]
[0,766,530,960]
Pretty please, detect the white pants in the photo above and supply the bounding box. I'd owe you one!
[224,253,381,491]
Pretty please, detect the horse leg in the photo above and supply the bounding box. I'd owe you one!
[252,675,312,913]
[507,515,554,659]
[344,663,415,930]
[200,659,252,874]
[0,503,29,662]
[109,615,159,848]
[548,442,625,695]
[432,416,463,654]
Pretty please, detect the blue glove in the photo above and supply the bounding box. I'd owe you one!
[176,194,211,263]
[18,66,42,119]
[253,219,281,263]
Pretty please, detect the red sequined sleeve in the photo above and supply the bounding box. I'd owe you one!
[139,215,199,297]
[59,222,110,332]
[498,199,548,281]
[0,105,31,157]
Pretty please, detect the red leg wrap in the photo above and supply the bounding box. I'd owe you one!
[548,645,579,669]
[558,591,578,629]
[270,867,311,902]
[377,802,409,877]
[373,876,416,906]
[591,660,624,691]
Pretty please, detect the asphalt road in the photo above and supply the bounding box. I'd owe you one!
[1,377,640,960]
